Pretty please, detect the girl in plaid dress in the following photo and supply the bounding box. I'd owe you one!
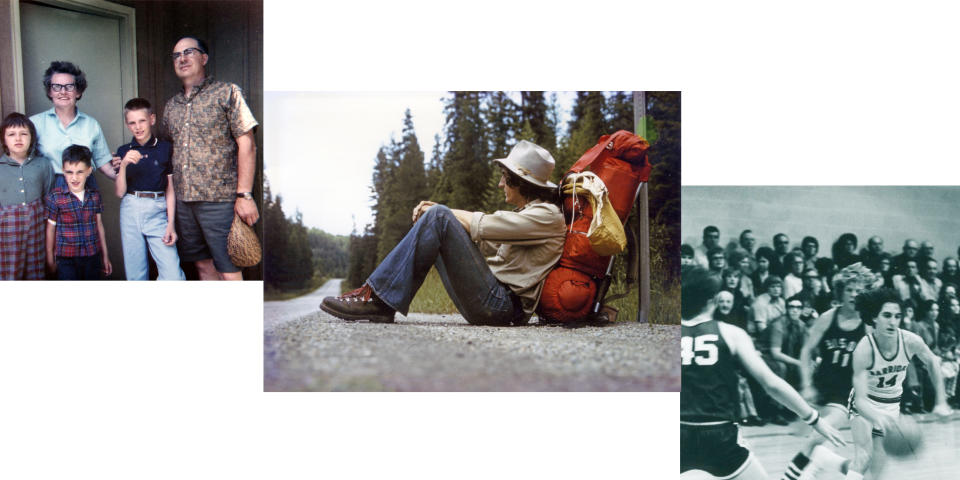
[0,113,54,279]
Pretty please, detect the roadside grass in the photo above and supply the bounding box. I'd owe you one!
[265,276,327,302]
[408,268,458,314]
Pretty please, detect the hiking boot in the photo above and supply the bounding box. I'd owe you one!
[320,284,396,323]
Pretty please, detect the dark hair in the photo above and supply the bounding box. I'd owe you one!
[774,233,789,244]
[917,299,938,321]
[123,97,153,116]
[762,275,784,291]
[681,244,694,257]
[62,144,92,168]
[0,113,38,157]
[502,167,557,204]
[802,236,819,249]
[178,36,209,55]
[722,268,741,282]
[43,61,87,101]
[755,246,776,264]
[814,257,835,277]
[902,298,917,315]
[855,287,901,326]
[703,225,719,237]
[707,246,725,260]
[682,265,721,319]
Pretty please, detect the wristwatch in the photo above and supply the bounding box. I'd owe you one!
[236,192,254,200]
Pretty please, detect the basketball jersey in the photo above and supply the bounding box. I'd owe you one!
[681,318,739,422]
[865,329,911,402]
[813,309,865,389]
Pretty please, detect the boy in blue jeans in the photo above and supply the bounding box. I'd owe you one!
[45,145,112,280]
[114,98,184,280]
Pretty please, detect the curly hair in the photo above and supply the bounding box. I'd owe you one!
[832,262,879,301]
[855,287,901,326]
[43,61,87,101]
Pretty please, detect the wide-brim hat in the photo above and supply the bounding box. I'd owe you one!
[493,140,557,189]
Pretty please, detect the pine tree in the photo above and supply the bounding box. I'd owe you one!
[520,91,556,151]
[376,109,428,262]
[434,92,490,211]
[605,91,635,134]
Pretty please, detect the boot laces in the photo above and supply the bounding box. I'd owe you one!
[339,284,373,303]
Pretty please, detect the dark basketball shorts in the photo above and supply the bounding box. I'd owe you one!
[175,200,238,273]
[815,380,852,410]
[681,422,752,478]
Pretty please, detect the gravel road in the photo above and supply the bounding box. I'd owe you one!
[264,279,679,391]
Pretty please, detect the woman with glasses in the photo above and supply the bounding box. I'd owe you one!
[30,61,117,189]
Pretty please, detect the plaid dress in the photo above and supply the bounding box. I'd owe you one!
[0,198,46,279]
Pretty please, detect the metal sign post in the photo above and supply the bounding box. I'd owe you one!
[634,91,649,323]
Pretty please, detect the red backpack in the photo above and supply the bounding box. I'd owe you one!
[537,130,651,323]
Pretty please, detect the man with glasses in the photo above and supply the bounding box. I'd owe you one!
[162,36,259,280]
[790,267,831,319]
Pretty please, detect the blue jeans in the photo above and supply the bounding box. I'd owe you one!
[367,205,522,326]
[120,195,185,280]
[57,254,102,280]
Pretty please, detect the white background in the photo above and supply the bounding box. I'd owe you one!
[7,0,960,478]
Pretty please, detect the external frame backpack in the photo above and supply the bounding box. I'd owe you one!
[537,130,651,323]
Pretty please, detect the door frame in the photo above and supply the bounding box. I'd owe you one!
[1,0,136,115]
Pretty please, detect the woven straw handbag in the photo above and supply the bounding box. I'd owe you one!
[227,214,262,267]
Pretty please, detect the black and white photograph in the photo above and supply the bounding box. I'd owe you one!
[681,186,960,480]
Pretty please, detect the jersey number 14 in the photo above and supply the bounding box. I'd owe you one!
[681,334,719,366]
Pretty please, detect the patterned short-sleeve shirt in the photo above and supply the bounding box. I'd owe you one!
[162,77,258,202]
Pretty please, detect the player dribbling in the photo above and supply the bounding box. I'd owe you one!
[845,288,952,480]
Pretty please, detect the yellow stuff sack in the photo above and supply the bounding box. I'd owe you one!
[561,172,627,256]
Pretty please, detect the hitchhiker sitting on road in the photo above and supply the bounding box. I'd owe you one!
[320,140,566,326]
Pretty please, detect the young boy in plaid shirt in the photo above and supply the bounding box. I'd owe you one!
[45,145,112,280]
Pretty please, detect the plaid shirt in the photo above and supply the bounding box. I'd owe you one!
[45,186,102,258]
[162,77,258,202]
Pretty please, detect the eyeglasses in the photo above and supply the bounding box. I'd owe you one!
[50,83,77,92]
[171,47,205,61]
[787,304,803,309]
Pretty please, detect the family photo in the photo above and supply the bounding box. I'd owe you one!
[0,0,262,280]
[681,186,960,480]
[263,91,680,391]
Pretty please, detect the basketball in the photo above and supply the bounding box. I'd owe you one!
[883,416,924,457]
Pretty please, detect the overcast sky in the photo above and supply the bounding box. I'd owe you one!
[264,91,574,235]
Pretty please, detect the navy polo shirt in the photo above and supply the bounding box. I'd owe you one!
[116,136,173,194]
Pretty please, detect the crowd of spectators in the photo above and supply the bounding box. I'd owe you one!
[682,226,960,425]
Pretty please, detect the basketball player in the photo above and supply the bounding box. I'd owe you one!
[781,264,876,480]
[845,288,952,480]
[681,266,845,480]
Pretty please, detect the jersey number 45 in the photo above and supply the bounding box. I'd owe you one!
[681,334,719,366]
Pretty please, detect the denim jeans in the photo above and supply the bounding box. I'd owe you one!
[367,205,522,326]
[57,254,102,280]
[120,195,185,280]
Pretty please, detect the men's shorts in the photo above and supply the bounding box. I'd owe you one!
[680,422,752,478]
[848,390,900,437]
[175,200,238,273]
[815,379,853,409]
